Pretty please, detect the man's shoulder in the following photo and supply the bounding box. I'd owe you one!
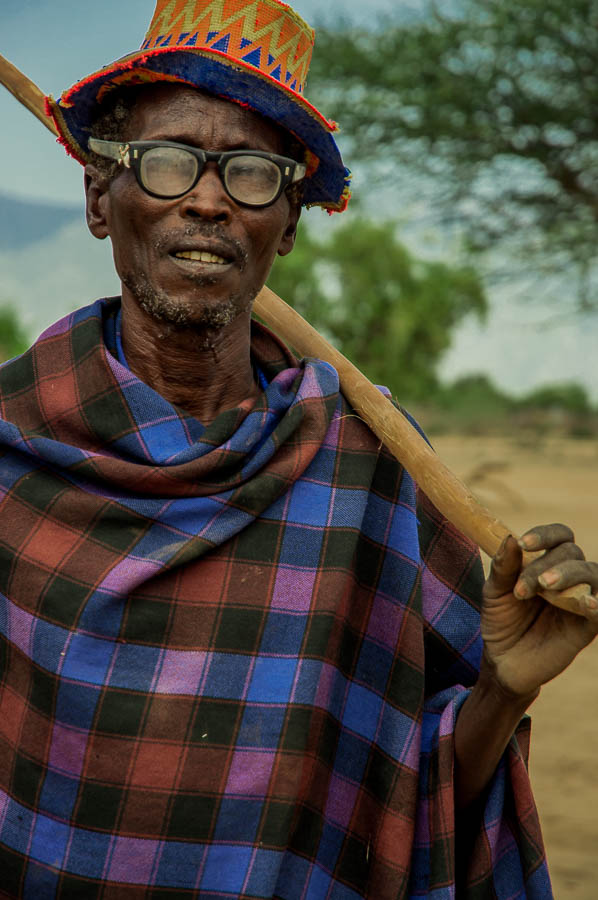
[1,299,116,370]
[0,298,115,419]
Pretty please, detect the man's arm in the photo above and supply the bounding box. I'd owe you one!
[454,527,598,811]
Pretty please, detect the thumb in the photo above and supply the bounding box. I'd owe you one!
[484,535,523,599]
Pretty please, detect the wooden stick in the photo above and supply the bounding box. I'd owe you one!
[0,54,58,137]
[0,52,590,617]
[255,287,591,617]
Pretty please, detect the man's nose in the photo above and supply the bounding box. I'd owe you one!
[178,164,232,222]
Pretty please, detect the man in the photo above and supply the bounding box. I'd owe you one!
[1,1,597,897]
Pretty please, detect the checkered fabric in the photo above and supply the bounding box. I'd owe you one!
[0,298,550,898]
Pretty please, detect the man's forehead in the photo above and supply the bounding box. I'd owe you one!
[125,83,287,149]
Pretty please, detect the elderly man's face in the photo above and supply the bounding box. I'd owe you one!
[85,85,300,328]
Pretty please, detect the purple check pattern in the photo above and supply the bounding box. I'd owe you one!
[0,299,551,898]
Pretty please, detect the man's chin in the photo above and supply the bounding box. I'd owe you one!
[124,275,256,330]
[142,297,245,329]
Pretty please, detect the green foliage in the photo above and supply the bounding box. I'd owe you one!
[440,374,512,415]
[268,218,486,401]
[309,0,598,297]
[421,375,513,433]
[420,375,598,435]
[516,383,593,414]
[0,305,29,362]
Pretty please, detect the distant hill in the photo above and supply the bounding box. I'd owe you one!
[0,192,83,250]
[0,192,119,340]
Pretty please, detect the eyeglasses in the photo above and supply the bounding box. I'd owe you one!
[88,138,307,208]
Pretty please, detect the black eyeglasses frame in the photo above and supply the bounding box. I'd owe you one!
[88,137,307,208]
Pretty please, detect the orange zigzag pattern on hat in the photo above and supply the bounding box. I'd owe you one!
[142,0,314,93]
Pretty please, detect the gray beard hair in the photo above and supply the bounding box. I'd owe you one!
[121,222,254,329]
[121,269,257,330]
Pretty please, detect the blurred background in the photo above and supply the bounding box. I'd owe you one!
[2,1,598,895]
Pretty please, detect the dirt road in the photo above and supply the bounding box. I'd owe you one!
[433,434,598,899]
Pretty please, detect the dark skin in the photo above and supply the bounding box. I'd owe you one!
[455,527,598,810]
[85,83,598,814]
[85,85,300,425]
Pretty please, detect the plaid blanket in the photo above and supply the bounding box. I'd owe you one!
[0,298,550,899]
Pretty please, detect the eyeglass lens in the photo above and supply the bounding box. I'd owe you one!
[139,147,282,205]
[225,156,281,206]
[141,147,197,197]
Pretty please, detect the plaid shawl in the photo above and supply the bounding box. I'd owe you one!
[0,298,550,899]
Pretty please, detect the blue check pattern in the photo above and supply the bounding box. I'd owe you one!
[0,299,551,898]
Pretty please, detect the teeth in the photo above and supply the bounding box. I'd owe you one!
[174,250,228,264]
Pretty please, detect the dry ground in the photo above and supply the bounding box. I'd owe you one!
[433,434,598,899]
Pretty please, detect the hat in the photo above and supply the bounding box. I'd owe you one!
[45,0,351,213]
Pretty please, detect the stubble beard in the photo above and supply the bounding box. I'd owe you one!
[121,268,256,330]
[121,225,256,331]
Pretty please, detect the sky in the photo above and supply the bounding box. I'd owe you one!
[2,0,598,401]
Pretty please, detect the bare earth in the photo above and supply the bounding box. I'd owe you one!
[433,434,598,899]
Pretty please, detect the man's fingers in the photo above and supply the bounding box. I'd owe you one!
[536,560,598,594]
[484,535,522,599]
[485,528,598,606]
[518,523,576,552]
[514,542,585,599]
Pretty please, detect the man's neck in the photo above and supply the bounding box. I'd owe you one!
[119,294,261,426]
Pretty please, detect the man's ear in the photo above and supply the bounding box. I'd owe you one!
[278,203,301,257]
[84,165,111,240]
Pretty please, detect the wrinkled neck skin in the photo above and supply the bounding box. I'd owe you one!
[120,289,260,426]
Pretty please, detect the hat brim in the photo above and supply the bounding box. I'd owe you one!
[47,46,351,212]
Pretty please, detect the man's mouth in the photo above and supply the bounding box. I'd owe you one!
[173,250,229,265]
[158,225,247,273]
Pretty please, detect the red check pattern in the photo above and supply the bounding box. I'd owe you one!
[0,298,550,898]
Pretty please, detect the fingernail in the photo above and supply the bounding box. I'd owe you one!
[495,535,510,561]
[519,533,539,550]
[514,581,531,599]
[585,595,598,612]
[539,570,560,589]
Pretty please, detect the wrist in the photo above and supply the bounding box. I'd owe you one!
[476,653,540,713]
[454,663,538,811]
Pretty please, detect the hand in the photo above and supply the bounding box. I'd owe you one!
[480,524,598,701]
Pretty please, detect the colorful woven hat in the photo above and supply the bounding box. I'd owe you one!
[46,0,351,213]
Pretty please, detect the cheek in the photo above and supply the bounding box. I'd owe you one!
[249,211,289,266]
[250,239,280,285]
[106,195,159,270]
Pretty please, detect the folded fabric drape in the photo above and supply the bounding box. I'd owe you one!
[0,298,550,897]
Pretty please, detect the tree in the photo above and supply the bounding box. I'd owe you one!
[0,305,28,362]
[309,0,598,304]
[518,383,593,414]
[268,218,486,401]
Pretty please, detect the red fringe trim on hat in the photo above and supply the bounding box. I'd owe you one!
[49,46,350,212]
[45,96,87,164]
[59,46,338,133]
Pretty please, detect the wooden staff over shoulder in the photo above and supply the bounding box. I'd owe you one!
[0,52,590,617]
[0,54,58,136]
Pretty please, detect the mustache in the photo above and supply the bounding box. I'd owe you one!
[154,223,248,269]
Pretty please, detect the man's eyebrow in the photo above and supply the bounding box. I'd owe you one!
[141,135,280,152]
[139,134,200,145]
